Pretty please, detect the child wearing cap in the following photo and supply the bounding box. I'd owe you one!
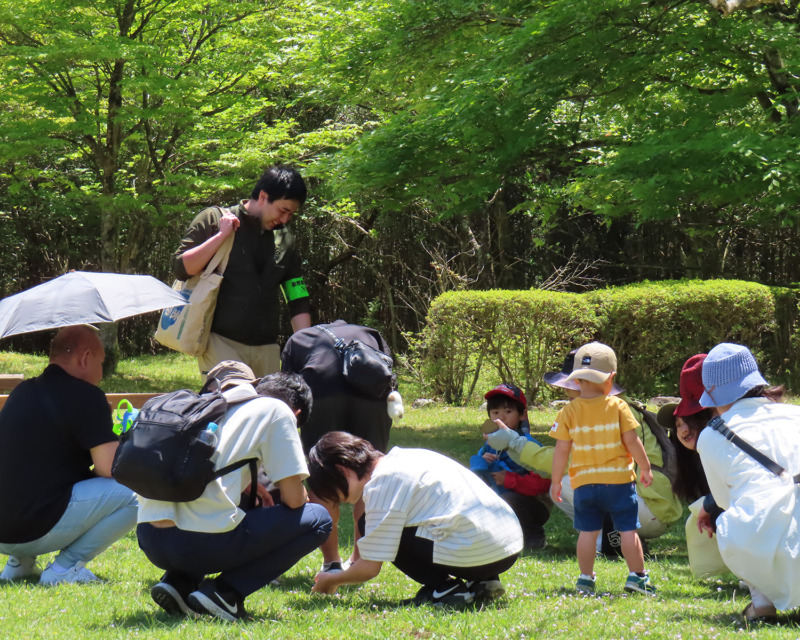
[470,383,551,549]
[549,342,655,596]
[488,351,682,554]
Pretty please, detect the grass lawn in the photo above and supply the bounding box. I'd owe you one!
[0,354,798,638]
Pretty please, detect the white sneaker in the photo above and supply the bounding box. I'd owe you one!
[0,556,39,581]
[39,561,101,585]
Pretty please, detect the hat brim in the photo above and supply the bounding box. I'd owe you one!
[656,403,678,430]
[566,369,611,384]
[543,371,579,390]
[673,396,705,417]
[220,377,256,390]
[699,370,768,408]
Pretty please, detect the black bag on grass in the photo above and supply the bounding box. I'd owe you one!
[111,387,256,502]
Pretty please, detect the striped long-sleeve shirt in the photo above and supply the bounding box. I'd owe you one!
[358,447,523,566]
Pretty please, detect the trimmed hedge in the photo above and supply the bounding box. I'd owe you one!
[417,290,597,404]
[417,280,800,405]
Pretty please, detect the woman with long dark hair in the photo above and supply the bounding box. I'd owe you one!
[658,354,727,580]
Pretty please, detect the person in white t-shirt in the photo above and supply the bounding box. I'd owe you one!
[308,431,523,607]
[136,361,332,622]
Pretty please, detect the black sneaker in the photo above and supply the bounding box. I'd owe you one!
[401,585,435,606]
[466,577,505,601]
[187,580,248,622]
[429,579,475,607]
[151,581,199,618]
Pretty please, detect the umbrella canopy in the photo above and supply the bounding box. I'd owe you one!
[0,271,189,339]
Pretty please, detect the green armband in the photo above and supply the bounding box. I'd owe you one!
[281,277,309,302]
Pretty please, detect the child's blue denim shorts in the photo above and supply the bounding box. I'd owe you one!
[573,482,639,532]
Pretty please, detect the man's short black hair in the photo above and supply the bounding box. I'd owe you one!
[307,431,382,504]
[255,372,312,428]
[250,165,307,204]
[486,395,525,416]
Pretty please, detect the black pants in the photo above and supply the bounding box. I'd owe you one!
[138,503,331,598]
[358,516,518,587]
[301,392,392,454]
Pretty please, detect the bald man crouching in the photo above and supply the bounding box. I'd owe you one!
[0,325,138,585]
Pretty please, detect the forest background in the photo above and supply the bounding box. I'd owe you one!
[1,0,798,378]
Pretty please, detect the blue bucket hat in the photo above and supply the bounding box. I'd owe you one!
[699,343,768,408]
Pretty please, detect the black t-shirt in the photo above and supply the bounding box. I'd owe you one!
[281,321,395,453]
[281,320,393,397]
[0,364,116,543]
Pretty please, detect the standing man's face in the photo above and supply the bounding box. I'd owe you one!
[257,191,300,230]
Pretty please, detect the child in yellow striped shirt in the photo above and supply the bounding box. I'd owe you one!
[549,342,655,596]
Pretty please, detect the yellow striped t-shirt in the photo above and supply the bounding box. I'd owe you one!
[550,395,638,489]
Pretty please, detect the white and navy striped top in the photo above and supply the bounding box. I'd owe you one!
[358,447,523,566]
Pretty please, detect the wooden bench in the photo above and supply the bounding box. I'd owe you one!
[0,391,164,412]
[0,374,24,393]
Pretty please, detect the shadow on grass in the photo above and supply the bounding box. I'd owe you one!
[665,606,800,631]
[101,590,503,631]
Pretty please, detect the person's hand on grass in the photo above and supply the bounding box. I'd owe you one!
[312,571,339,595]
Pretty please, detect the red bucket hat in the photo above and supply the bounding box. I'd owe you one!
[674,354,707,417]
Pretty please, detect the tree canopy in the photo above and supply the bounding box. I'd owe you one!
[1,0,798,355]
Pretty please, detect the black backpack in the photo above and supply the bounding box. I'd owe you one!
[111,387,257,503]
[627,399,677,483]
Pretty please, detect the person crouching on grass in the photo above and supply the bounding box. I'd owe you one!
[308,431,523,607]
[549,342,655,596]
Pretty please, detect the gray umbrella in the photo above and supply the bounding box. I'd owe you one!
[0,271,189,339]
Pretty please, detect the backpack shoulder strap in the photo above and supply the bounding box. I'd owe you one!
[708,415,791,480]
[212,458,260,510]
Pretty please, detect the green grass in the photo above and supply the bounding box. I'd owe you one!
[1,354,799,638]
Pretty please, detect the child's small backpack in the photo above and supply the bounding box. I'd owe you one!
[627,399,677,482]
[111,387,257,503]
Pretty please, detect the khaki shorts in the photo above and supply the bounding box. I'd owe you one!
[199,333,281,379]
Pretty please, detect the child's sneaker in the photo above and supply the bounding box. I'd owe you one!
[624,572,656,596]
[576,575,596,594]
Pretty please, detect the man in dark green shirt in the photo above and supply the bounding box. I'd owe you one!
[173,166,312,377]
